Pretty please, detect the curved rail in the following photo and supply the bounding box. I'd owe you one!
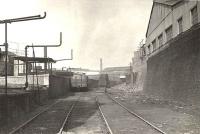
[9,100,60,134]
[106,93,167,134]
[96,97,113,134]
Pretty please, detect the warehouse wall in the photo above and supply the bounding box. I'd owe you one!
[144,24,200,106]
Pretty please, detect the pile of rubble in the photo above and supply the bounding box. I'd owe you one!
[108,83,200,117]
[108,83,136,93]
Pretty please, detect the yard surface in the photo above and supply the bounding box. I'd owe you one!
[107,83,200,134]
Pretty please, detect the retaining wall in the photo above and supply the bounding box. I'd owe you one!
[144,24,200,105]
[0,89,48,127]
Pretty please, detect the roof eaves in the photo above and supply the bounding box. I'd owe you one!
[145,2,154,38]
[145,0,183,38]
[154,1,173,7]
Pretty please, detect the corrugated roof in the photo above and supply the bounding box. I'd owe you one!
[154,0,182,6]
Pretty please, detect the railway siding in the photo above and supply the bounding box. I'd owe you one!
[108,91,200,134]
[97,93,161,134]
[62,92,108,134]
[10,95,79,134]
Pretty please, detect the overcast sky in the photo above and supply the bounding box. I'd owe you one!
[0,0,152,70]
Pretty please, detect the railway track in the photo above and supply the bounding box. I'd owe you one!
[8,91,168,134]
[9,100,60,134]
[9,95,80,134]
[105,93,167,134]
[60,93,110,134]
[96,97,113,134]
[57,96,80,134]
[95,92,168,134]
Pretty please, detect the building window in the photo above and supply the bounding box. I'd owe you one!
[165,25,173,42]
[152,39,156,51]
[158,33,163,47]
[140,47,146,56]
[142,47,146,56]
[191,6,198,25]
[178,17,183,33]
[148,45,151,54]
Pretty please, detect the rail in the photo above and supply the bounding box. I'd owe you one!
[96,97,113,134]
[106,93,167,134]
[58,98,79,134]
[9,100,60,134]
[59,95,113,134]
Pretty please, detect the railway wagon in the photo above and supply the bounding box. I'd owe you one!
[71,73,88,91]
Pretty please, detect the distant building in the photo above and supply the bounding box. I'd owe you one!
[103,66,130,75]
[131,44,147,91]
[145,0,200,58]
[103,66,131,83]
[132,44,146,64]
[0,51,25,76]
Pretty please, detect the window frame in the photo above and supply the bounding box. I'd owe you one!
[177,16,183,34]
[165,25,173,42]
[158,33,163,47]
[152,39,157,51]
[191,5,198,26]
[147,45,151,54]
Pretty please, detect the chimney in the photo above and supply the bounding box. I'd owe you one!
[100,58,103,73]
[44,47,47,72]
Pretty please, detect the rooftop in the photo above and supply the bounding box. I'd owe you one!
[14,56,56,63]
[103,66,130,72]
[153,0,182,6]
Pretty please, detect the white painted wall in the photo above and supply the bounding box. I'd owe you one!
[0,74,49,86]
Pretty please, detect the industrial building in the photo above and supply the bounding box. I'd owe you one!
[145,0,200,58]
[140,0,200,106]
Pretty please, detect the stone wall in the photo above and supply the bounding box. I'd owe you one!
[144,24,200,106]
